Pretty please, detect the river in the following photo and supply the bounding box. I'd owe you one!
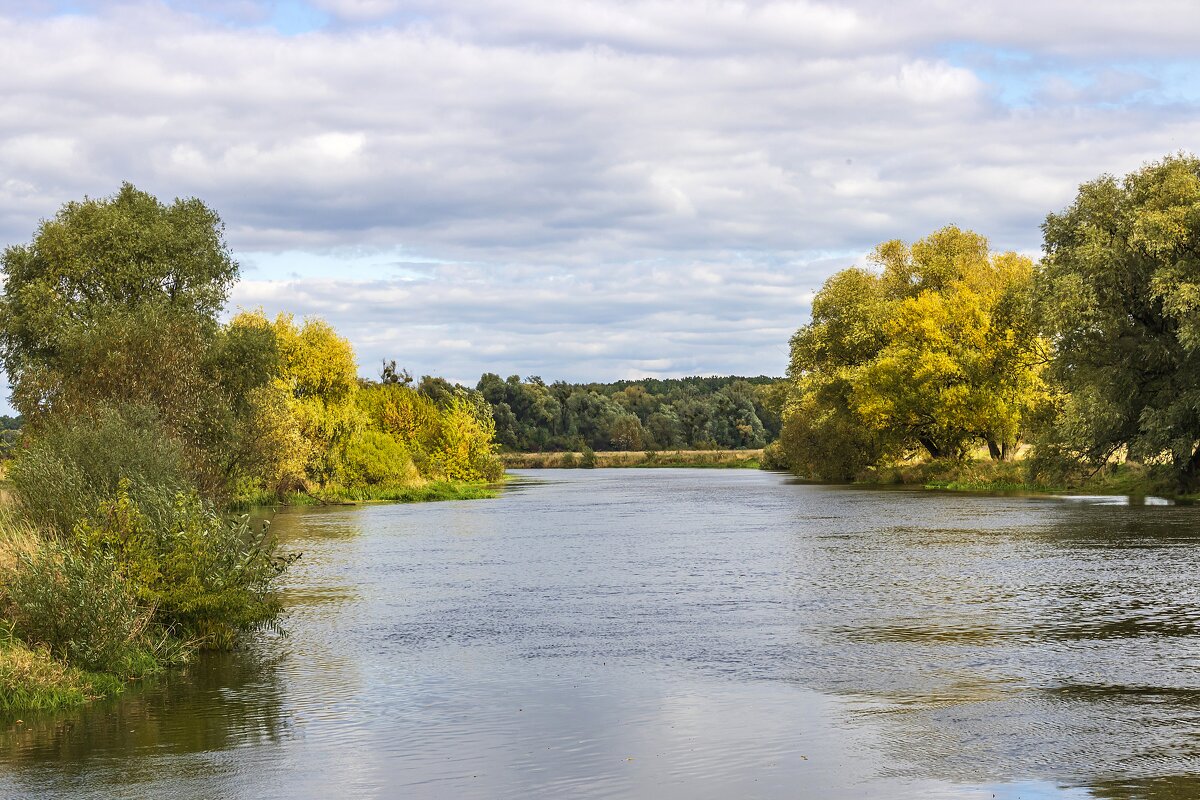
[3,469,1200,799]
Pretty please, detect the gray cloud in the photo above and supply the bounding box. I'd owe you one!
[1,1,1198,391]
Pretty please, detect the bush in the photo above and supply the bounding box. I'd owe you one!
[2,538,158,674]
[580,446,597,469]
[75,483,294,649]
[10,406,189,535]
[336,430,421,487]
[760,440,790,471]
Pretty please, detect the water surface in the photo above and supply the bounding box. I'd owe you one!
[4,469,1200,799]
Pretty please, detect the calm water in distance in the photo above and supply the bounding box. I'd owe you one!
[4,468,1200,799]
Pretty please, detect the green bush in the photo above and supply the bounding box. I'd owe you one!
[760,440,790,471]
[10,406,188,535]
[75,482,295,649]
[2,538,158,674]
[580,446,597,469]
[336,430,420,487]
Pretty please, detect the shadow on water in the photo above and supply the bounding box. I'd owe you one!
[1,646,291,795]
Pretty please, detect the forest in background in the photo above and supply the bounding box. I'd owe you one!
[474,374,784,452]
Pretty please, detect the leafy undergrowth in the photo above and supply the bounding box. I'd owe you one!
[861,457,1181,498]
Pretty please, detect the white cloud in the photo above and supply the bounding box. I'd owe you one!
[0,0,1198,388]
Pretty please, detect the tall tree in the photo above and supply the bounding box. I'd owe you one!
[783,226,1047,477]
[1039,153,1200,487]
[0,183,262,496]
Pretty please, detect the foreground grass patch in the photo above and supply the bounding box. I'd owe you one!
[0,634,125,714]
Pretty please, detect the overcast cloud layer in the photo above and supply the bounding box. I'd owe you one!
[2,1,1199,388]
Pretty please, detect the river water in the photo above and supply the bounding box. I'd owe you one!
[3,469,1200,799]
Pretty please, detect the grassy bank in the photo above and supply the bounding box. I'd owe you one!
[0,633,125,714]
[859,456,1187,499]
[501,449,763,470]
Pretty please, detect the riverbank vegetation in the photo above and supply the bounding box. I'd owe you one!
[775,153,1200,497]
[477,374,784,453]
[501,448,763,469]
[0,184,501,713]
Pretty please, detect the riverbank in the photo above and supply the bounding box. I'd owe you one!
[231,480,499,510]
[859,456,1192,500]
[501,449,763,469]
[1,477,501,716]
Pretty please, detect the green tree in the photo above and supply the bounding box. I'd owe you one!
[0,184,271,498]
[783,226,1047,477]
[1038,153,1200,487]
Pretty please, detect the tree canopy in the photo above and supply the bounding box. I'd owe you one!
[475,374,782,452]
[782,226,1048,478]
[1038,153,1200,487]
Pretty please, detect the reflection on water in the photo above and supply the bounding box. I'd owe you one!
[5,470,1200,798]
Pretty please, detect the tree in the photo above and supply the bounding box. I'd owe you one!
[608,414,646,451]
[0,184,270,497]
[1038,153,1200,487]
[0,183,235,375]
[783,226,1047,477]
[264,312,363,488]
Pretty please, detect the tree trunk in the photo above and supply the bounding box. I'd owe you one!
[918,435,942,459]
[1180,442,1200,491]
[986,439,1002,461]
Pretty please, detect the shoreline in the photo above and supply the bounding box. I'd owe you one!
[501,449,763,470]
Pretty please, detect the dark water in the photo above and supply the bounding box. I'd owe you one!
[4,469,1200,799]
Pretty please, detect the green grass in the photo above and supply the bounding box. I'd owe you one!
[0,634,128,714]
[861,457,1183,499]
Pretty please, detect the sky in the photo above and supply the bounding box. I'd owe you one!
[1,0,1199,391]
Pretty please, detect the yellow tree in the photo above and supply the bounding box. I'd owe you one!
[783,226,1048,473]
[230,311,364,489]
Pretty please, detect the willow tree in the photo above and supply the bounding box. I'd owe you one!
[1039,153,1200,488]
[783,226,1048,477]
[0,183,272,496]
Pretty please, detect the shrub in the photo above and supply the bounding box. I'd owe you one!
[75,483,295,649]
[580,446,597,469]
[10,406,188,535]
[336,430,421,487]
[760,440,790,471]
[2,538,157,674]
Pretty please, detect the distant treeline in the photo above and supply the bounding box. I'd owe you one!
[472,374,785,452]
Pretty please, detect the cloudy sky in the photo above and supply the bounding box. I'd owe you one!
[1,1,1198,389]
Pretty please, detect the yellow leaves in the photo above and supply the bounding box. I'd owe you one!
[229,309,363,487]
[789,225,1046,460]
